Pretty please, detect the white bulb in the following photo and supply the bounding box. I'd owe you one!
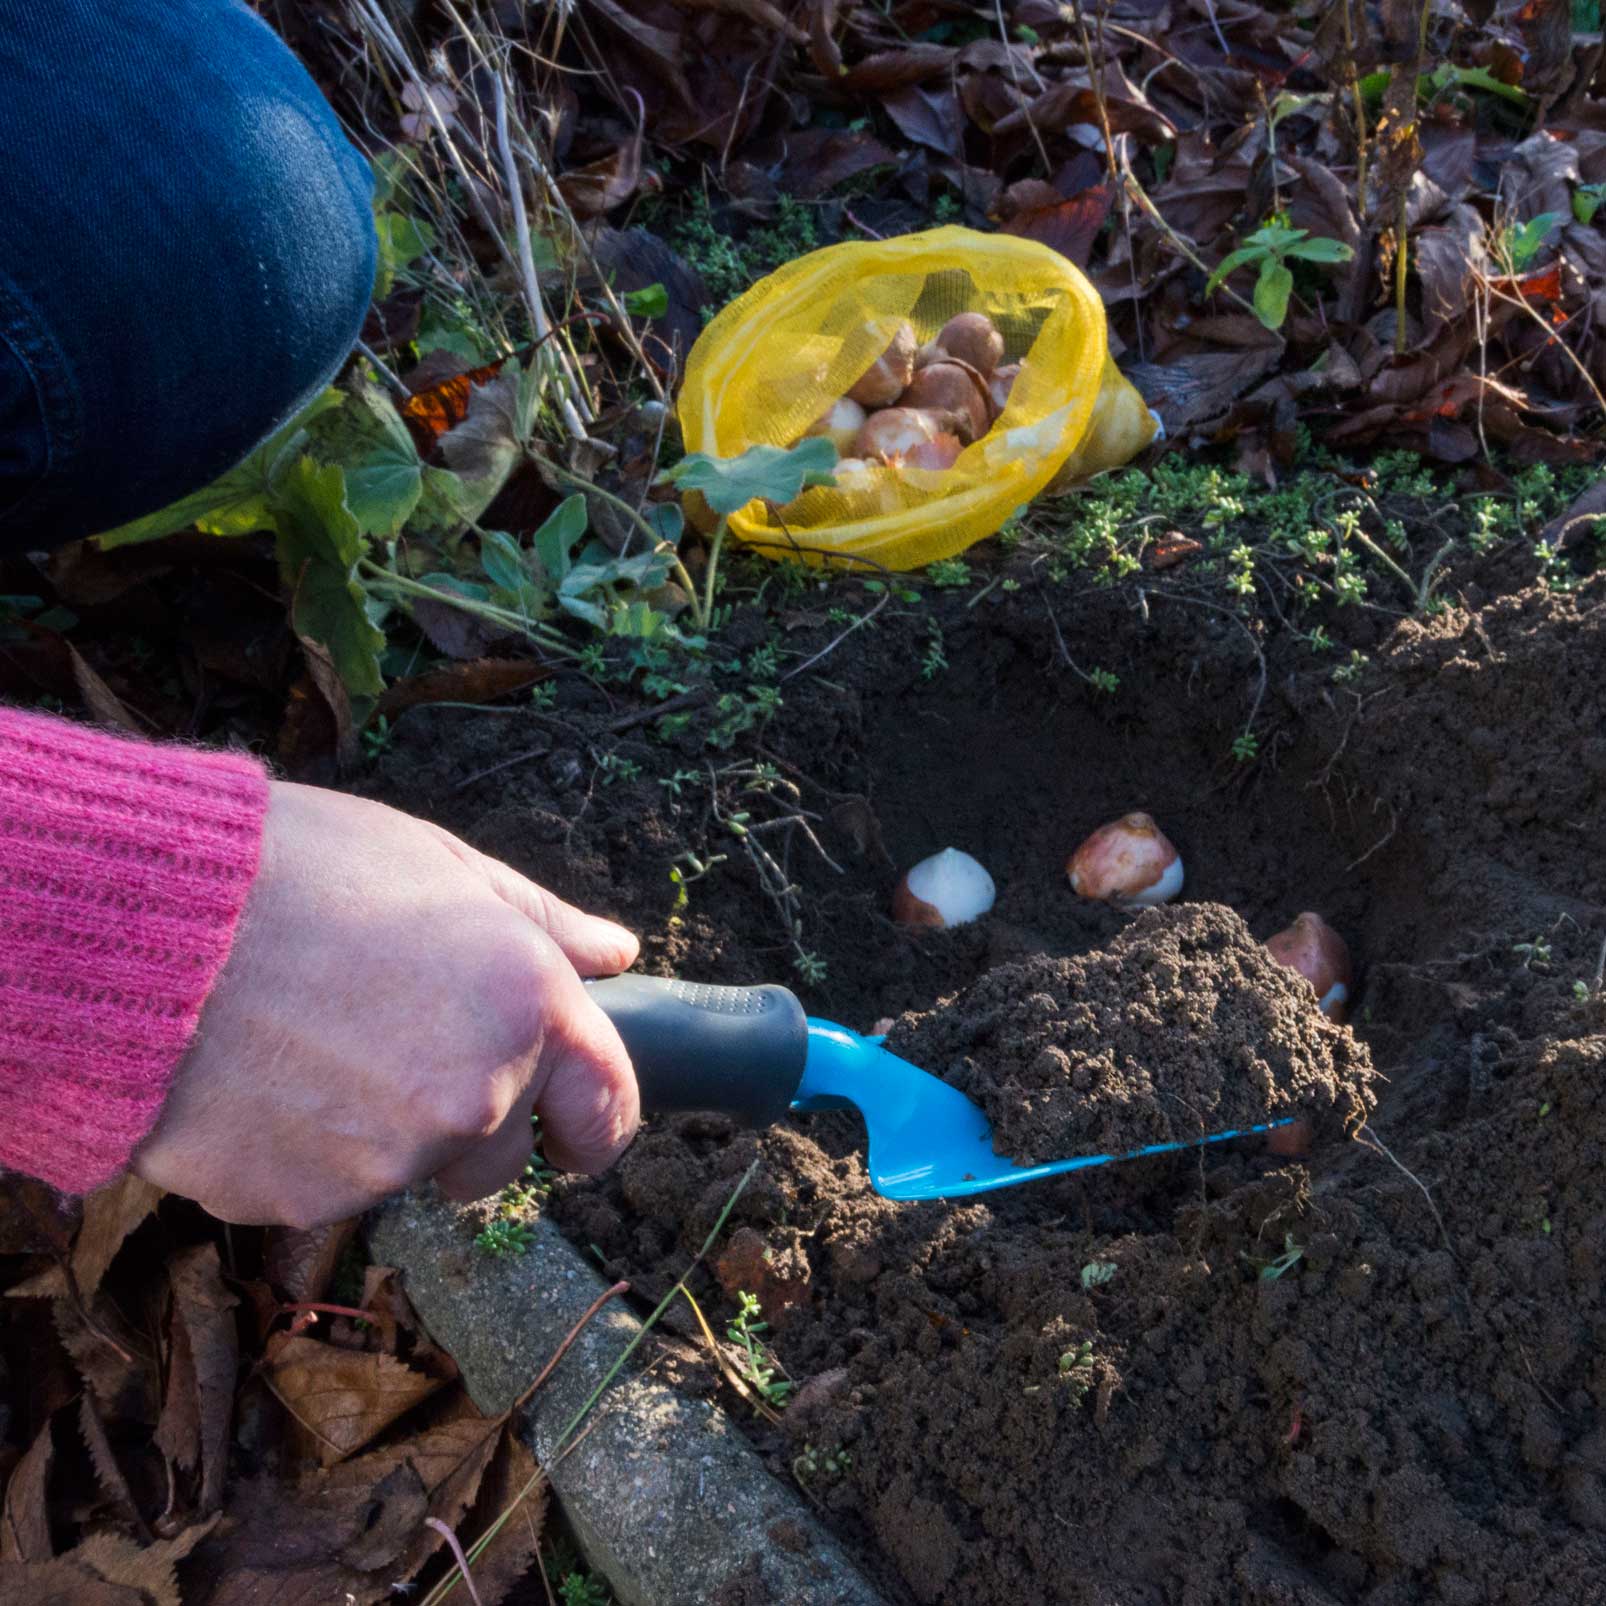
[895,847,996,928]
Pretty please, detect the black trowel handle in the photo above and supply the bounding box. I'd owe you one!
[584,974,809,1127]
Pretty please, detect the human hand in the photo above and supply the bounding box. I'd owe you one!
[132,782,641,1227]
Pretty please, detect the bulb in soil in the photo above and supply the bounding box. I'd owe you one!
[804,396,866,454]
[932,312,1005,377]
[904,433,963,471]
[856,407,942,464]
[1066,813,1183,909]
[1265,1118,1315,1158]
[1266,912,1353,1022]
[899,361,992,442]
[892,848,996,928]
[847,321,918,408]
[989,361,1022,413]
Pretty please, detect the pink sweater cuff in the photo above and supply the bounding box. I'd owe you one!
[0,707,269,1193]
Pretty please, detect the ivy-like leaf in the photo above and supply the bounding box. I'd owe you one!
[96,391,343,549]
[659,439,839,517]
[342,388,424,537]
[272,459,386,699]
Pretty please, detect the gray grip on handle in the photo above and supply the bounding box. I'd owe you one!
[585,974,808,1127]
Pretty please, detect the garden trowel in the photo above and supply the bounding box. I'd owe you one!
[587,975,1291,1202]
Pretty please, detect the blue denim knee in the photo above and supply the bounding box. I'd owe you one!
[0,0,377,551]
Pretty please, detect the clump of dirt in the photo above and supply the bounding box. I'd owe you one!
[886,904,1374,1164]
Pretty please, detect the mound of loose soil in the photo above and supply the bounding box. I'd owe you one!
[373,570,1606,1605]
[885,904,1374,1164]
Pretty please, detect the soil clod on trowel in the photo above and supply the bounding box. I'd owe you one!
[885,903,1375,1165]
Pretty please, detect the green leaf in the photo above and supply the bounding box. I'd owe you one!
[479,530,532,597]
[659,439,839,516]
[1204,245,1267,296]
[1284,236,1355,265]
[1253,259,1294,330]
[1428,63,1530,107]
[272,459,385,699]
[1509,211,1565,271]
[96,391,344,548]
[529,231,561,272]
[374,211,436,298]
[1244,224,1308,254]
[623,283,669,318]
[646,502,685,546]
[341,389,423,536]
[1575,187,1605,226]
[532,494,592,587]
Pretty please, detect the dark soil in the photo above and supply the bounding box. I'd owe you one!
[886,904,1375,1164]
[368,565,1606,1606]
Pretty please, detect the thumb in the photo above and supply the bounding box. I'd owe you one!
[528,961,642,1176]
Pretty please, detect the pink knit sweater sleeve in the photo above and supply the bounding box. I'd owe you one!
[0,707,269,1193]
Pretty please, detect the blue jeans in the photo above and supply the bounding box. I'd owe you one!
[0,0,376,551]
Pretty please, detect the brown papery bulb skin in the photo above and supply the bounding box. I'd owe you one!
[934,312,1005,377]
[1265,1118,1314,1158]
[899,362,990,443]
[847,321,918,408]
[890,879,945,927]
[904,433,963,471]
[855,407,941,464]
[1266,912,1353,1022]
[1065,812,1183,908]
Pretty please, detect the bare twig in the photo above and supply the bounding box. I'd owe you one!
[1355,1123,1452,1253]
[425,1521,487,1606]
[510,1280,631,1414]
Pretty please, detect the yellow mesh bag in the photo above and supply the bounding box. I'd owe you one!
[677,225,1156,571]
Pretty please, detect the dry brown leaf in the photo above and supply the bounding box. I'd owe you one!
[66,644,141,733]
[326,1412,506,1577]
[1,1414,55,1562]
[1414,205,1486,339]
[296,636,359,775]
[998,184,1114,269]
[0,1176,81,1261]
[66,1518,219,1606]
[161,1245,239,1514]
[556,131,648,220]
[836,43,955,92]
[266,1337,442,1467]
[376,660,551,721]
[153,1297,200,1478]
[883,84,964,158]
[54,1299,157,1426]
[182,1472,386,1606]
[10,1174,161,1301]
[451,1429,547,1606]
[0,1557,142,1603]
[76,1397,144,1536]
[263,1220,360,1307]
[584,0,694,107]
[335,1461,427,1571]
[671,0,807,39]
